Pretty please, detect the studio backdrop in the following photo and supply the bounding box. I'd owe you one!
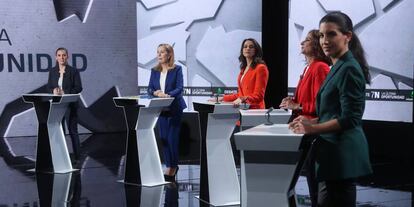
[0,0,138,137]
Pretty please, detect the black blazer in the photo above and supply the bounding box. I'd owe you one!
[47,65,83,94]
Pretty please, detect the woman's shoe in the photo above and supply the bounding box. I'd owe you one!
[171,166,179,178]
[164,174,174,182]
[164,166,179,182]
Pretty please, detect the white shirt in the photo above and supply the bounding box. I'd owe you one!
[160,71,168,93]
[58,76,63,88]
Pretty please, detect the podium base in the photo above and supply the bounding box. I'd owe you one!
[27,168,79,174]
[117,179,170,187]
[195,195,240,206]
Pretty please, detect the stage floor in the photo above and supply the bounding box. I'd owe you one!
[0,133,412,206]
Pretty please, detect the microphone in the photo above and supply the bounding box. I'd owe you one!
[264,107,274,125]
[266,107,274,114]
[214,87,223,104]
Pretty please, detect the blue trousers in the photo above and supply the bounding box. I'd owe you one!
[158,112,182,168]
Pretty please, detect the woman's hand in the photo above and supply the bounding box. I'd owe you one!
[289,115,315,134]
[232,96,247,107]
[153,90,162,97]
[153,90,170,98]
[53,87,64,95]
[279,96,300,110]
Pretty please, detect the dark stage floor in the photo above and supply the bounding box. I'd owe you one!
[0,133,412,206]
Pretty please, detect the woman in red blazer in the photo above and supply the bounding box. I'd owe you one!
[280,30,330,207]
[280,30,331,118]
[222,38,269,109]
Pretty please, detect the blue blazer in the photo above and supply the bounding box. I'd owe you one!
[148,65,187,115]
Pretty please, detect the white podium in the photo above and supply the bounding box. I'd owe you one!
[113,96,173,186]
[234,124,304,207]
[36,172,77,206]
[124,184,164,207]
[193,102,240,206]
[239,109,292,130]
[22,93,80,173]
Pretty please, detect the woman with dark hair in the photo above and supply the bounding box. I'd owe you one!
[148,43,187,181]
[280,29,330,118]
[47,47,83,160]
[217,38,269,109]
[289,12,372,207]
[280,29,330,207]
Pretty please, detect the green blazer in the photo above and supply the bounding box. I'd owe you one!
[315,51,372,181]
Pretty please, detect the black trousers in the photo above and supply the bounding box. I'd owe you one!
[317,179,357,207]
[300,135,318,207]
[62,104,80,160]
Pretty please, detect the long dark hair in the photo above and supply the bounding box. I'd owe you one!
[319,12,370,84]
[238,38,265,70]
[306,29,331,65]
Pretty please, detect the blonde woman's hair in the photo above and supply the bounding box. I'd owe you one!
[154,43,175,71]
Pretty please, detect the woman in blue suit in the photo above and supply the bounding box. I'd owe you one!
[289,12,372,206]
[148,44,187,181]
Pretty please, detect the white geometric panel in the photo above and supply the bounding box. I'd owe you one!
[398,82,411,90]
[140,0,175,10]
[318,0,375,26]
[150,0,223,29]
[369,74,399,89]
[191,73,211,87]
[138,66,152,87]
[290,0,326,35]
[378,0,396,10]
[180,63,188,87]
[288,19,307,88]
[196,25,261,86]
[360,0,414,82]
[5,108,37,137]
[137,23,190,65]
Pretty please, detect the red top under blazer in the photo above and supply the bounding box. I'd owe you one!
[223,63,269,109]
[294,60,329,118]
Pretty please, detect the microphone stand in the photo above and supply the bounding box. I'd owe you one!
[264,108,274,125]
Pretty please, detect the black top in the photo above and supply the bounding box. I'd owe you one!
[47,65,83,94]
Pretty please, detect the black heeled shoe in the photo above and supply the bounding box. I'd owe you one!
[164,166,179,182]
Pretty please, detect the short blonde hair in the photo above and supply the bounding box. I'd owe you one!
[154,43,175,71]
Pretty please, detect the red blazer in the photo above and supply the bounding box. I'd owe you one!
[223,63,269,109]
[294,60,329,118]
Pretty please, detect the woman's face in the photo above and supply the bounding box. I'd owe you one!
[300,33,313,57]
[157,46,170,64]
[242,40,256,60]
[55,50,68,66]
[319,22,351,58]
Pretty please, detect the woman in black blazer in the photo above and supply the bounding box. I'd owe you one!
[47,47,83,160]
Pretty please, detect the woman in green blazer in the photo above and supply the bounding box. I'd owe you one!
[289,12,372,207]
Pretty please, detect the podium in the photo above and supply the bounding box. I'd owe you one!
[234,124,304,207]
[124,184,164,207]
[22,93,80,173]
[36,172,77,206]
[239,109,292,130]
[193,102,240,206]
[113,96,173,186]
